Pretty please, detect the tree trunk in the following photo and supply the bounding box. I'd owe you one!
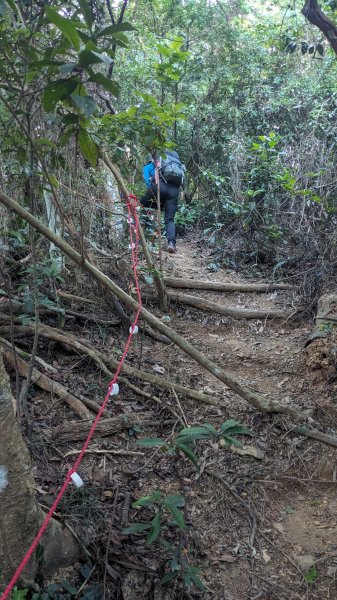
[0,354,80,592]
[302,0,337,55]
[43,187,64,272]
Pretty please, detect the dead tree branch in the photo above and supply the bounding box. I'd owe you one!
[1,345,94,420]
[164,277,294,292]
[0,189,309,418]
[159,290,293,320]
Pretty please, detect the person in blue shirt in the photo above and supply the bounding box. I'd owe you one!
[140,151,182,254]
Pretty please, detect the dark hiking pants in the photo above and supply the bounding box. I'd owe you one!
[140,181,179,245]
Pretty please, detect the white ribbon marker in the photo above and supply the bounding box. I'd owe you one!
[128,243,136,250]
[110,383,119,396]
[70,472,84,488]
[129,325,139,335]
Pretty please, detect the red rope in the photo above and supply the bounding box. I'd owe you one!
[0,194,142,600]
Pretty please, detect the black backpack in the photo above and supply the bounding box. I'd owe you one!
[159,151,185,187]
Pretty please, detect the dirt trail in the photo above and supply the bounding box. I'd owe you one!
[28,238,337,599]
[152,240,337,599]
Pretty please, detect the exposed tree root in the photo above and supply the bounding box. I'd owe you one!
[51,414,175,442]
[164,277,294,293]
[1,345,95,420]
[161,290,293,320]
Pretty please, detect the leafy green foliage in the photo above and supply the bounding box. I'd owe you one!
[304,565,318,584]
[138,420,252,469]
[123,490,205,591]
[11,589,28,600]
[124,491,185,544]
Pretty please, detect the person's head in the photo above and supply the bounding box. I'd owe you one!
[145,153,153,164]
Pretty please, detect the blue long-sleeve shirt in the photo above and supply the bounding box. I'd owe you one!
[143,162,155,188]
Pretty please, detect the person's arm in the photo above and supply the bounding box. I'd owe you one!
[142,163,155,187]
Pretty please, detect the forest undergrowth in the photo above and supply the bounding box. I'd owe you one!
[3,232,337,600]
[3,0,337,598]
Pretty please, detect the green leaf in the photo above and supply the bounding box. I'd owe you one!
[12,588,29,600]
[146,513,161,544]
[178,425,213,438]
[304,565,317,584]
[59,62,77,74]
[42,79,78,112]
[177,442,199,468]
[190,573,207,592]
[161,571,177,584]
[17,146,27,165]
[163,494,185,508]
[133,491,162,507]
[46,7,81,51]
[62,114,79,125]
[3,0,18,14]
[122,522,151,534]
[88,73,120,96]
[220,419,240,431]
[60,581,77,595]
[166,504,185,528]
[78,0,93,29]
[90,51,113,65]
[46,6,80,51]
[71,94,97,118]
[59,128,74,147]
[221,425,252,436]
[221,435,242,447]
[79,49,105,68]
[96,22,137,38]
[136,438,165,447]
[78,129,98,167]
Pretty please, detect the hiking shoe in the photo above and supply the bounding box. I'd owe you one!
[167,241,177,254]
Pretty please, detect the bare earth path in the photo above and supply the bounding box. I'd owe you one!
[26,238,337,599]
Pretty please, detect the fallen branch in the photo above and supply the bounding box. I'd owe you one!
[1,345,95,420]
[0,299,121,327]
[0,324,221,407]
[51,414,175,442]
[291,423,337,449]
[0,190,303,417]
[163,290,293,320]
[56,291,96,304]
[164,277,294,293]
[63,449,144,458]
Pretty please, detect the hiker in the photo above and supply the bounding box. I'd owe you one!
[140,150,185,254]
